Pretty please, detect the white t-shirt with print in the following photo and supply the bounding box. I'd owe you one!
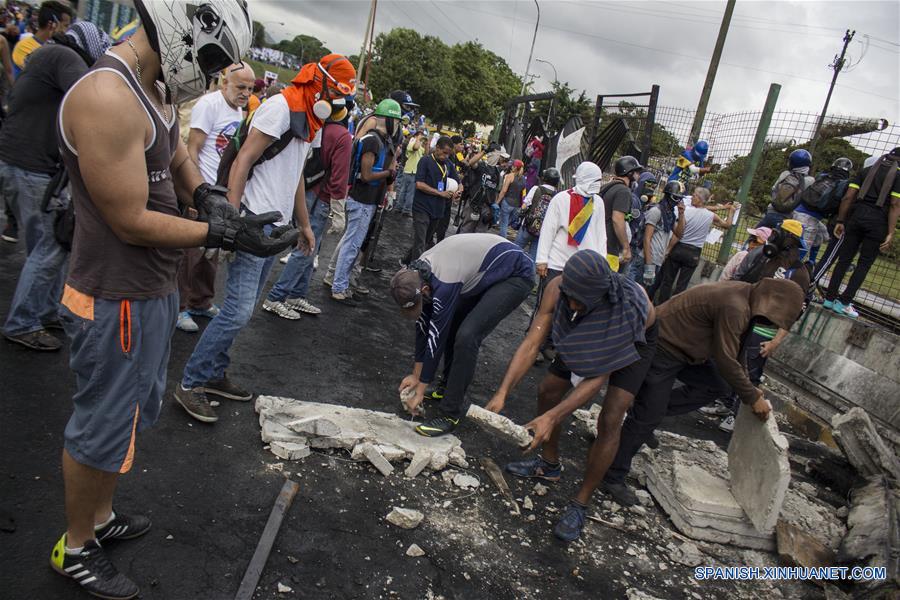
[243,94,311,226]
[190,90,243,184]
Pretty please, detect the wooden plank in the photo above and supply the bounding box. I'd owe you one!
[234,479,300,600]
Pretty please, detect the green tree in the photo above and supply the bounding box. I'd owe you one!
[273,34,331,63]
[448,41,520,126]
[252,21,267,48]
[528,81,592,135]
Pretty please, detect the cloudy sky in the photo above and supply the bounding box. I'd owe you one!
[252,0,899,120]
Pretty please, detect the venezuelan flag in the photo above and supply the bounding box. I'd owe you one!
[567,194,593,246]
[111,19,140,42]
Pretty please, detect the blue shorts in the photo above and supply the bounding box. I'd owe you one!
[60,285,177,473]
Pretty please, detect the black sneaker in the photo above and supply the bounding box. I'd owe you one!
[644,434,660,450]
[426,382,445,401]
[1,221,18,243]
[203,374,252,401]
[50,536,139,600]
[4,329,62,351]
[601,480,638,507]
[415,416,460,437]
[174,386,218,423]
[95,512,151,542]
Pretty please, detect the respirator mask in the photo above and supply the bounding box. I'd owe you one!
[312,57,355,121]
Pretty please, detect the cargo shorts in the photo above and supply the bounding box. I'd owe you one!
[60,285,177,473]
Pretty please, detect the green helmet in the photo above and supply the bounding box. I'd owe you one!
[374,98,402,120]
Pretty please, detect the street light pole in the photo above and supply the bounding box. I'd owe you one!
[519,0,540,97]
[535,58,557,87]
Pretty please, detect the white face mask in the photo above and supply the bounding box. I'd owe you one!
[573,161,603,196]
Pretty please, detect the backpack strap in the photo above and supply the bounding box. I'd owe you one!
[858,155,900,207]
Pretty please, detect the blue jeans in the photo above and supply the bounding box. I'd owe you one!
[514,227,538,262]
[182,246,275,388]
[332,197,376,294]
[0,162,67,336]
[498,202,519,238]
[626,251,645,283]
[267,192,330,302]
[396,172,415,214]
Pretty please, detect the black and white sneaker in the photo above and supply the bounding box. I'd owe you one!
[50,536,139,599]
[95,512,151,542]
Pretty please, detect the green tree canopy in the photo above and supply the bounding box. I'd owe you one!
[367,28,520,127]
[252,21,267,48]
[273,34,331,63]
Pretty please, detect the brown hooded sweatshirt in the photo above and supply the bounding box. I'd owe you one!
[655,279,804,404]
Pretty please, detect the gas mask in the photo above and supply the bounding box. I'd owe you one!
[312,57,355,120]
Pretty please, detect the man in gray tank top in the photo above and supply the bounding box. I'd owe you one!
[48,4,296,599]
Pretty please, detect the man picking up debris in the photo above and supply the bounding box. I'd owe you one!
[484,250,657,542]
[603,278,806,507]
[391,233,535,437]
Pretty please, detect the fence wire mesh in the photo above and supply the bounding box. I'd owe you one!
[640,106,900,330]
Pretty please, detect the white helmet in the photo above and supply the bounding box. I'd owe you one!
[135,0,252,104]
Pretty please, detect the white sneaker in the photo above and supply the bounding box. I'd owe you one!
[718,415,735,433]
[286,297,322,315]
[176,311,199,332]
[700,401,732,416]
[262,299,301,320]
[313,255,319,270]
[279,253,290,265]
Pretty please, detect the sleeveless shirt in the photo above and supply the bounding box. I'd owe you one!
[59,53,182,300]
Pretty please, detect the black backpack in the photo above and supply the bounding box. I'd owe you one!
[216,112,294,187]
[40,165,74,251]
[799,172,848,217]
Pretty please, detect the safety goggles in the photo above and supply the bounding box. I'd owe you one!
[318,59,356,96]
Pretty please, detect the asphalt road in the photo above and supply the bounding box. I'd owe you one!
[0,212,782,600]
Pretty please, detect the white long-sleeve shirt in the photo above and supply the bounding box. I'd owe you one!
[536,189,608,271]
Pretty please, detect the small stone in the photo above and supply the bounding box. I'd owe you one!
[523,496,534,511]
[452,473,479,490]
[210,400,220,407]
[670,542,704,567]
[629,505,646,515]
[836,506,849,519]
[166,534,174,540]
[626,546,639,556]
[463,572,471,581]
[360,443,394,477]
[635,490,653,507]
[610,515,625,527]
[287,555,299,564]
[441,469,459,483]
[406,543,425,557]
[533,483,549,497]
[527,514,536,522]
[277,582,293,593]
[385,507,424,529]
[266,462,285,473]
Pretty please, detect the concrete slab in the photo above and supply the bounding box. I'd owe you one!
[831,407,900,482]
[727,403,791,534]
[360,443,395,477]
[255,396,465,471]
[405,450,432,478]
[466,404,532,447]
[269,441,311,461]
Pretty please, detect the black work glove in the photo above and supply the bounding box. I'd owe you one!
[205,211,299,257]
[194,182,239,222]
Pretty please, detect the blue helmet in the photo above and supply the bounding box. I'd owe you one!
[788,149,812,169]
[692,140,709,161]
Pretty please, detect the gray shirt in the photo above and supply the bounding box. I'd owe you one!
[680,206,715,248]
[644,205,672,266]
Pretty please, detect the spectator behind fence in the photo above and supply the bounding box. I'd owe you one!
[823,147,900,319]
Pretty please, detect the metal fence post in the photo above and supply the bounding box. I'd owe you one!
[716,83,781,265]
[641,85,660,166]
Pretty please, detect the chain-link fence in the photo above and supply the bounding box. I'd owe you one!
[625,105,900,330]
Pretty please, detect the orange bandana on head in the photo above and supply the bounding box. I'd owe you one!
[281,54,357,142]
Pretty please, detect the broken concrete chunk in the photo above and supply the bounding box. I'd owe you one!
[277,582,293,593]
[523,496,534,511]
[573,403,603,438]
[406,543,425,557]
[385,507,424,529]
[831,407,900,482]
[373,444,406,461]
[635,490,653,507]
[441,469,459,483]
[360,443,394,477]
[776,520,835,568]
[405,450,432,479]
[399,387,421,416]
[286,416,341,438]
[452,473,480,490]
[727,403,791,534]
[261,419,309,445]
[269,441,311,461]
[533,483,549,497]
[838,475,900,583]
[669,541,704,567]
[625,589,663,600]
[466,404,533,447]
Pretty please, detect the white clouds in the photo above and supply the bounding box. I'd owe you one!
[250,0,899,119]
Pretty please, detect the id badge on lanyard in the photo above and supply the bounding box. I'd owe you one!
[435,157,447,192]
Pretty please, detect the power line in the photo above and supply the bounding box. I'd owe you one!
[429,0,469,40]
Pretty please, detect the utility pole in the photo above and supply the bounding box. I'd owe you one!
[688,0,735,146]
[810,29,855,155]
[519,0,540,97]
[357,0,376,82]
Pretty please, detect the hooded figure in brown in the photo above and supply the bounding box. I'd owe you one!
[599,277,804,506]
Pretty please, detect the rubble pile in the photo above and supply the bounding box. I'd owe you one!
[255,396,467,475]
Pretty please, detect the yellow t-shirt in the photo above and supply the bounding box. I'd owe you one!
[12,36,42,76]
[247,94,261,115]
[404,141,425,175]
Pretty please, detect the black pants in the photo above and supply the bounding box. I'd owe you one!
[653,242,702,304]
[437,276,533,419]
[824,205,887,304]
[727,329,768,414]
[404,210,439,265]
[434,205,451,244]
[605,347,732,484]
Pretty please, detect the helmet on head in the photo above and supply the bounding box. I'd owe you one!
[134,0,252,104]
[541,167,560,186]
[831,157,852,177]
[374,98,402,120]
[663,180,684,199]
[614,155,643,177]
[693,140,709,160]
[390,90,419,113]
[788,149,812,169]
